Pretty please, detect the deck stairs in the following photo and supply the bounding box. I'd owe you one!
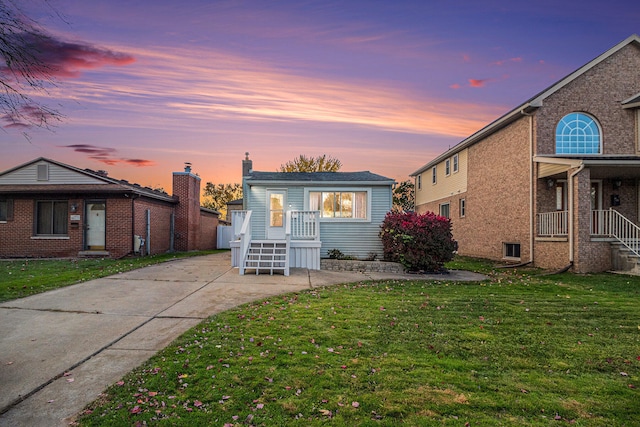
[243,240,289,275]
[610,240,640,275]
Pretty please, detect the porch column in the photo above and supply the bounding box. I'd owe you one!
[571,167,591,273]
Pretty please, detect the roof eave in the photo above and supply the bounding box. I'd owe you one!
[410,104,534,176]
[246,180,395,186]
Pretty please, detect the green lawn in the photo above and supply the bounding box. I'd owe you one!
[76,260,640,426]
[0,250,225,303]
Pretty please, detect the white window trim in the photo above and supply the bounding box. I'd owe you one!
[432,166,437,184]
[453,154,459,173]
[417,175,421,190]
[439,202,450,219]
[459,198,465,218]
[304,187,372,222]
[445,159,451,176]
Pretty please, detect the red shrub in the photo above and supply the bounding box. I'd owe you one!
[379,211,456,272]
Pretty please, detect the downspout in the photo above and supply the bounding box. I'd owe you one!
[527,112,534,265]
[568,163,585,263]
[520,109,535,265]
[146,209,151,255]
[130,193,139,255]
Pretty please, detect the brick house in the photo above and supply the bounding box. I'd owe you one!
[0,158,220,258]
[411,34,640,274]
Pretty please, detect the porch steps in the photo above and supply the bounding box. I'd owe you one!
[243,240,289,275]
[610,241,640,275]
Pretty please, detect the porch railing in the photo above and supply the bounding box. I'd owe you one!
[231,210,248,240]
[238,210,252,275]
[592,209,640,257]
[289,210,320,240]
[537,211,568,237]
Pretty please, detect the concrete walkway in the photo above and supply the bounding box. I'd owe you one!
[0,252,486,426]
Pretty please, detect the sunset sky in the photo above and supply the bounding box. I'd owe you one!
[2,0,639,192]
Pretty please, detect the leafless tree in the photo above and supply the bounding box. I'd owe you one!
[1,0,63,138]
[278,154,342,172]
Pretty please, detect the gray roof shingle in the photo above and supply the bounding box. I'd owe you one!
[246,171,394,183]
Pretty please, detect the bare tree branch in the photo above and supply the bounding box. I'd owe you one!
[0,0,64,139]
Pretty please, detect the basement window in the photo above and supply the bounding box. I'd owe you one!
[503,242,521,260]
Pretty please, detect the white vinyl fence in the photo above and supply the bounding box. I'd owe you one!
[217,225,234,249]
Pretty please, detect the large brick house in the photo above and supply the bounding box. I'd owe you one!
[411,34,640,273]
[0,158,219,258]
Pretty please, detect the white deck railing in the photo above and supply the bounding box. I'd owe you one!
[592,209,640,257]
[238,211,252,275]
[537,211,568,236]
[231,210,248,240]
[289,210,320,240]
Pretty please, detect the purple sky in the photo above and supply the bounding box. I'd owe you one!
[2,0,639,191]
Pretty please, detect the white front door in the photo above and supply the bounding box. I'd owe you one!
[86,202,106,250]
[267,190,286,240]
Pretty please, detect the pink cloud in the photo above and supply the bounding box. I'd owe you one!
[449,83,462,90]
[61,144,155,167]
[469,78,490,88]
[462,54,471,62]
[1,105,60,129]
[0,33,135,79]
[492,57,523,66]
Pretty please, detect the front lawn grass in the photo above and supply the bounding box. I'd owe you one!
[0,250,225,303]
[78,264,640,426]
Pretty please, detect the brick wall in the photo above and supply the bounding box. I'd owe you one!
[0,198,84,258]
[198,211,219,250]
[459,116,532,261]
[535,43,640,157]
[133,198,174,255]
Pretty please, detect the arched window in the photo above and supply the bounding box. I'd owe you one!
[555,112,601,154]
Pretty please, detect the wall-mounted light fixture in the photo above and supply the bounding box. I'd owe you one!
[70,203,78,213]
[546,178,555,189]
[614,179,622,189]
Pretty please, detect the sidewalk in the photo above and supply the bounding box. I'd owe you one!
[0,252,486,426]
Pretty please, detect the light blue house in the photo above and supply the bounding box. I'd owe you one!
[230,155,395,275]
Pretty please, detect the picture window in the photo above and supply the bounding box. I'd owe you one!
[36,201,68,235]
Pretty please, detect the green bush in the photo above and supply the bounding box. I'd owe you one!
[379,211,457,272]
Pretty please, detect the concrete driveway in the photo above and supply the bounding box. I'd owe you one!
[0,252,486,426]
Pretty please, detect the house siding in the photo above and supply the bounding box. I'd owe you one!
[413,37,640,273]
[0,161,106,185]
[246,182,392,259]
[417,117,532,262]
[415,149,468,206]
[318,186,390,259]
[0,159,220,259]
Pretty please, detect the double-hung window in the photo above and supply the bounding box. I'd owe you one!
[445,159,451,176]
[36,201,68,235]
[0,199,13,222]
[308,190,368,220]
[439,202,450,219]
[432,166,437,184]
[453,154,459,173]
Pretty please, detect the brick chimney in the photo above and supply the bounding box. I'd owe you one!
[242,152,252,177]
[173,162,201,251]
